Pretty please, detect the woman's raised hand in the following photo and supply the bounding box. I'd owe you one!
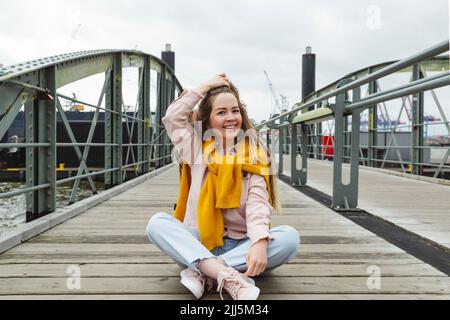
[195,73,230,96]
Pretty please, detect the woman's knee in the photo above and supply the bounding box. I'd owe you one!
[146,212,171,238]
[275,225,301,256]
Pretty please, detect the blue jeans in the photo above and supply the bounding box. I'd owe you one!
[146,212,300,274]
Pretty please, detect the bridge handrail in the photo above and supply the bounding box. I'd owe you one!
[256,39,450,210]
[256,40,449,128]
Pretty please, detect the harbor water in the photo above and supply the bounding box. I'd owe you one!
[0,181,105,234]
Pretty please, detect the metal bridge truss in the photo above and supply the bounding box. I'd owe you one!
[0,50,181,222]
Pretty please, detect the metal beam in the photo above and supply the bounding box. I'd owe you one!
[122,68,144,180]
[105,53,123,188]
[139,56,151,174]
[299,124,308,185]
[332,78,361,210]
[56,99,97,195]
[154,66,174,168]
[56,55,112,88]
[345,74,449,112]
[412,64,424,175]
[278,126,283,176]
[367,68,378,168]
[69,69,111,203]
[25,66,57,222]
[0,88,26,141]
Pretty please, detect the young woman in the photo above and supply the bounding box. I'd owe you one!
[146,73,300,300]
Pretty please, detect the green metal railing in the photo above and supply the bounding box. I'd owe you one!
[0,50,181,222]
[256,40,450,210]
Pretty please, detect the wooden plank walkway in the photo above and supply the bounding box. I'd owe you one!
[0,165,449,299]
[282,156,450,248]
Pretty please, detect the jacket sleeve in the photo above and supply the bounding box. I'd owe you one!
[161,89,204,165]
[245,174,274,246]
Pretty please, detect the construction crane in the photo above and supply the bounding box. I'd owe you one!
[263,70,290,119]
[263,70,280,119]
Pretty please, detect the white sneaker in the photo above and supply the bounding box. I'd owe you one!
[180,268,215,299]
[216,267,260,300]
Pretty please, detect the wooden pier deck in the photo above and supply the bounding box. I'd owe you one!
[0,164,449,299]
[281,156,450,248]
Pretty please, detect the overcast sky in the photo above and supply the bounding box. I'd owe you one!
[0,0,449,124]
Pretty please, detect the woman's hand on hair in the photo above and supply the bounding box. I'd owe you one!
[195,73,230,96]
[190,109,198,122]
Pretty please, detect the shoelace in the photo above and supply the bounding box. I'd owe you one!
[217,272,251,300]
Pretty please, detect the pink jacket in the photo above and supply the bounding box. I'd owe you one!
[162,89,274,246]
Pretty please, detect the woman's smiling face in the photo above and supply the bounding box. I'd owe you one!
[208,92,243,145]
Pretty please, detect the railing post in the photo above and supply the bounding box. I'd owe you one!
[315,103,322,160]
[155,65,172,168]
[25,65,56,222]
[105,68,112,189]
[278,123,284,176]
[162,73,167,167]
[290,123,307,186]
[154,69,161,169]
[114,53,123,185]
[105,53,123,188]
[344,112,350,163]
[290,123,299,184]
[165,74,175,165]
[138,56,151,174]
[368,67,378,167]
[300,124,308,185]
[332,78,360,210]
[349,88,362,208]
[412,63,424,175]
[332,81,346,209]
